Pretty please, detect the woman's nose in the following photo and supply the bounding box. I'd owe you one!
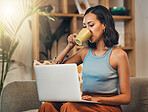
[86,27,91,33]
[86,27,90,30]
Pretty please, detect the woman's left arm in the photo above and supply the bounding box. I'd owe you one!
[99,50,130,105]
[82,49,131,105]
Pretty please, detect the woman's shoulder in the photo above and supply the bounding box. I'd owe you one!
[112,46,128,59]
[78,46,90,60]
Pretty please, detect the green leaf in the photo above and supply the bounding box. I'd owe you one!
[9,40,19,59]
[53,18,71,42]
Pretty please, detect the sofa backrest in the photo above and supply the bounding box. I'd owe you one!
[0,80,41,112]
[121,77,148,112]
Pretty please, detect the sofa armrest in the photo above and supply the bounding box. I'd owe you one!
[0,80,41,112]
[121,77,148,112]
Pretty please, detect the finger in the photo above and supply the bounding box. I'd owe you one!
[82,95,92,100]
[69,33,77,38]
[73,33,78,38]
[82,97,91,101]
[68,35,74,41]
[69,37,75,44]
[68,36,73,42]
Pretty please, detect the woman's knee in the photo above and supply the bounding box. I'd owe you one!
[60,102,77,112]
[43,102,53,106]
[62,102,73,107]
[38,102,58,112]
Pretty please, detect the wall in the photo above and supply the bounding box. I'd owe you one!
[135,0,148,77]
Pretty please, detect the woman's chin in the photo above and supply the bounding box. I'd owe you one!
[88,39,92,43]
[89,39,94,43]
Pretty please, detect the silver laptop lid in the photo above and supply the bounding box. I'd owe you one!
[34,63,81,102]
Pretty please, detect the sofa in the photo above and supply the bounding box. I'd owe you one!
[0,77,148,112]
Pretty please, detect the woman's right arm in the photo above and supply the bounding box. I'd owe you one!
[54,44,74,63]
[54,33,82,65]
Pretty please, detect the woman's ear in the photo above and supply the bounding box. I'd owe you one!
[102,24,106,30]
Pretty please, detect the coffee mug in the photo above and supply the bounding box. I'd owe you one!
[75,28,92,45]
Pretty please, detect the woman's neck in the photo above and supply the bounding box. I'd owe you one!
[92,40,109,56]
[95,39,108,51]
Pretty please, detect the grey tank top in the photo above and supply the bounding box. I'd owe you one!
[82,46,119,94]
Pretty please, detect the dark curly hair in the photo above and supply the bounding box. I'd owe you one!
[84,5,119,48]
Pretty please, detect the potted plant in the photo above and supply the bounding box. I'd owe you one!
[0,0,54,95]
[39,17,71,59]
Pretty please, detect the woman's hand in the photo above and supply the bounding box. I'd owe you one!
[82,95,100,102]
[67,33,77,48]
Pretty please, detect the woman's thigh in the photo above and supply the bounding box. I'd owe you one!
[60,102,122,112]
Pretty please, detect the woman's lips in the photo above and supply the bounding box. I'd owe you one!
[89,36,93,41]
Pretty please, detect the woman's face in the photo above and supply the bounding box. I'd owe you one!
[83,13,105,43]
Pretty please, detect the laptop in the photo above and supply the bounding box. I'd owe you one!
[34,63,101,103]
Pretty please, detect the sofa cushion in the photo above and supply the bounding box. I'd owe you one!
[0,80,41,112]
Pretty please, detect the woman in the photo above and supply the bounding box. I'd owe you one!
[38,5,130,112]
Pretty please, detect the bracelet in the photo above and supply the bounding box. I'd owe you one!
[52,57,60,64]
